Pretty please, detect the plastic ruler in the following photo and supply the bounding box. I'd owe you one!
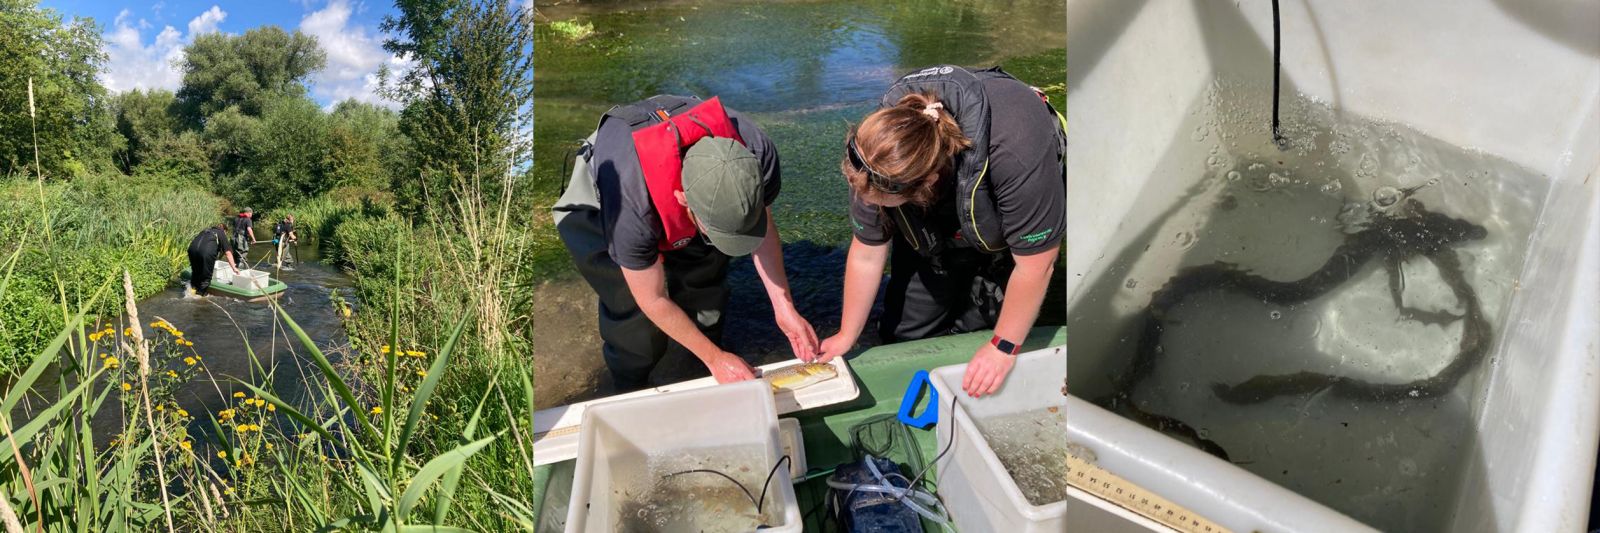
[1067,452,1233,533]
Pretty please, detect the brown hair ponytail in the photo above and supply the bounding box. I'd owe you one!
[842,91,972,207]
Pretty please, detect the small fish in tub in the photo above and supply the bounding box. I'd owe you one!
[762,362,838,393]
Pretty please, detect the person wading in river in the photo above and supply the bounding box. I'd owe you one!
[232,207,256,268]
[813,65,1066,398]
[551,95,821,392]
[187,222,240,296]
[274,214,298,264]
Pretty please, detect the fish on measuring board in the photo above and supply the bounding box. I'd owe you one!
[763,362,838,393]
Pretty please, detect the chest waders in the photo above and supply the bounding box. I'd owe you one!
[549,95,736,391]
[874,66,1067,343]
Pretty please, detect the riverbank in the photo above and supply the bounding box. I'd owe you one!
[1,178,537,530]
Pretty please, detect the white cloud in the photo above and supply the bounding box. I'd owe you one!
[300,0,406,109]
[186,6,225,36]
[101,6,226,94]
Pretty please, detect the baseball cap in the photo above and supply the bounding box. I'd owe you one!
[681,137,767,256]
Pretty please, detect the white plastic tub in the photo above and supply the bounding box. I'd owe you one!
[1066,1,1599,531]
[211,261,233,284]
[564,380,801,532]
[928,346,1067,533]
[230,269,269,291]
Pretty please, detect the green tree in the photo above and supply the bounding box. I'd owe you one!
[201,105,262,179]
[111,89,181,172]
[0,0,117,178]
[175,26,327,123]
[327,99,407,191]
[382,0,533,217]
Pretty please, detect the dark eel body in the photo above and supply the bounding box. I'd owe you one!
[1097,198,1492,461]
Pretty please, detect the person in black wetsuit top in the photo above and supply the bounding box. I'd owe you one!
[187,222,239,295]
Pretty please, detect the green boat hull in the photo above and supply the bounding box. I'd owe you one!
[178,267,288,301]
[529,326,1066,531]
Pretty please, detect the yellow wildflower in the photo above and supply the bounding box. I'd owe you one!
[235,425,250,434]
[184,357,196,366]
[232,392,245,398]
[103,356,119,369]
[179,440,192,451]
[155,404,164,412]
[265,443,274,450]
[369,406,383,415]
[380,345,391,354]
[217,450,227,459]
[120,382,131,391]
[177,408,189,418]
[223,486,235,496]
[166,370,178,378]
[415,369,427,378]
[123,327,132,336]
[266,404,276,412]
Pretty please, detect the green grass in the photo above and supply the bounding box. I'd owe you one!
[0,173,222,373]
[0,174,538,530]
[0,269,535,531]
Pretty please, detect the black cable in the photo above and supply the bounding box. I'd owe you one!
[756,455,792,515]
[904,394,957,498]
[1271,0,1286,149]
[660,468,758,508]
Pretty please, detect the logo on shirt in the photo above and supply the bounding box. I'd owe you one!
[671,237,693,249]
[1021,228,1053,244]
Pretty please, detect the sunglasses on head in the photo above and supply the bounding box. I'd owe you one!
[846,133,914,195]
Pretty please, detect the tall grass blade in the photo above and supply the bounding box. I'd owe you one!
[396,434,496,519]
[394,315,469,472]
[273,304,378,438]
[0,282,108,415]
[431,376,496,524]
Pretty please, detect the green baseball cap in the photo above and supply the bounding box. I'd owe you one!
[682,137,767,256]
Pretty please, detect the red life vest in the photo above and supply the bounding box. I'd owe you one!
[630,96,746,251]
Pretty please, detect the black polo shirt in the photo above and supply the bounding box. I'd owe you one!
[849,76,1065,256]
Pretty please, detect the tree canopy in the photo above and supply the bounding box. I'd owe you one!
[0,0,116,178]
[176,26,327,123]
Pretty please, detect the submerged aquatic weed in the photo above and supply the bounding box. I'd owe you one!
[548,19,594,41]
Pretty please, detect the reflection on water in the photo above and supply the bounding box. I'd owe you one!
[1070,80,1548,532]
[535,0,1065,112]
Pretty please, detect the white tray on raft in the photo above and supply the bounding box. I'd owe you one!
[532,357,856,466]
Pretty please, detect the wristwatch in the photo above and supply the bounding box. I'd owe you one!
[990,335,1021,356]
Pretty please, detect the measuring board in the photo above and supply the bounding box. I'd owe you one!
[1067,452,1232,533]
[532,357,858,466]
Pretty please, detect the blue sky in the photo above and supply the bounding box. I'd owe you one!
[41,0,406,108]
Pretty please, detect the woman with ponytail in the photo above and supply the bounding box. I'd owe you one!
[812,66,1066,398]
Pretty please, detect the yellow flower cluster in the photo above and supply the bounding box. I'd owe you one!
[218,408,236,421]
[102,356,120,370]
[183,356,197,366]
[379,345,428,359]
[87,326,115,343]
[233,423,263,434]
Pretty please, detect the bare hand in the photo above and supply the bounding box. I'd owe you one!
[706,352,757,384]
[814,333,854,364]
[774,306,819,361]
[962,343,1016,398]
